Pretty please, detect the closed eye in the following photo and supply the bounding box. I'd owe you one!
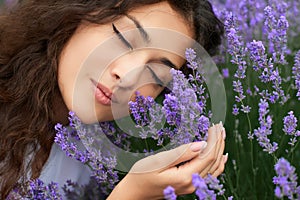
[112,23,133,50]
[160,58,177,69]
[146,65,164,87]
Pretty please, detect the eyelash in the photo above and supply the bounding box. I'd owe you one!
[112,23,133,50]
[112,23,174,87]
[146,65,164,87]
[160,58,176,69]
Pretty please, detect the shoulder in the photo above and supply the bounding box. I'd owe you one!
[39,143,91,187]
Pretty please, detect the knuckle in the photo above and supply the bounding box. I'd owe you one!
[175,177,195,195]
[176,175,192,187]
[181,176,192,187]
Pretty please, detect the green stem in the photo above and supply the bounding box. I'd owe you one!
[289,139,300,162]
[144,139,149,151]
[240,98,257,199]
[224,167,238,199]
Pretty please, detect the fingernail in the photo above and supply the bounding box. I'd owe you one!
[190,141,207,152]
[222,127,226,140]
[219,121,223,127]
[224,153,229,163]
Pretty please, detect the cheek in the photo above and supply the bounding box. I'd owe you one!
[134,84,164,100]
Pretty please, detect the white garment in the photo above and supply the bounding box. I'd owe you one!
[39,143,91,195]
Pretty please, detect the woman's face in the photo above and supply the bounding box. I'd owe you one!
[58,1,194,123]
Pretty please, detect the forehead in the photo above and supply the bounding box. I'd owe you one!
[121,1,194,38]
[112,2,195,64]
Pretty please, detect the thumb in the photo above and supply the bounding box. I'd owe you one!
[130,141,207,174]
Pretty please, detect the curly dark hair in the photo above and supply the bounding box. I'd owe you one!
[0,0,223,198]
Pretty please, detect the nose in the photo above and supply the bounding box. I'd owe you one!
[110,52,148,89]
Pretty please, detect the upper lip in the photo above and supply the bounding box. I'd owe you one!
[91,79,112,99]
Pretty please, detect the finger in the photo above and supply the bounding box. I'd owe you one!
[178,123,223,174]
[130,141,207,173]
[199,134,224,177]
[175,126,218,174]
[207,128,226,173]
[199,123,223,158]
[201,125,225,176]
[168,141,208,167]
[211,153,228,177]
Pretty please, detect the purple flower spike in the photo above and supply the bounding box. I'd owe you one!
[192,173,225,200]
[26,179,62,200]
[292,50,300,100]
[163,186,177,200]
[224,13,247,79]
[253,99,278,154]
[273,158,299,199]
[282,111,299,146]
[283,111,298,135]
[264,5,289,65]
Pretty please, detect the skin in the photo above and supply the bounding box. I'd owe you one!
[58,1,193,123]
[58,1,227,199]
[108,123,226,199]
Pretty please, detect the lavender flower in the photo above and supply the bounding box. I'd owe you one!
[237,0,266,40]
[222,68,230,78]
[55,112,119,195]
[62,178,106,199]
[192,174,225,200]
[129,92,155,127]
[163,186,177,200]
[26,179,62,200]
[241,105,251,114]
[273,158,300,199]
[283,111,298,135]
[205,174,225,196]
[263,5,289,64]
[198,115,210,134]
[162,94,180,127]
[283,111,300,146]
[215,0,266,41]
[54,122,90,164]
[214,0,300,198]
[232,104,239,116]
[247,40,286,104]
[185,48,198,70]
[292,50,300,100]
[224,12,247,79]
[192,174,216,200]
[247,40,268,72]
[253,99,278,154]
[232,80,245,103]
[162,68,209,144]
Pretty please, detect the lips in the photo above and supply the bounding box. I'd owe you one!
[91,79,112,105]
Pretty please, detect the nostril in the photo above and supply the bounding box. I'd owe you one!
[114,74,120,80]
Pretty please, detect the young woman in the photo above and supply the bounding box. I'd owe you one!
[0,0,226,199]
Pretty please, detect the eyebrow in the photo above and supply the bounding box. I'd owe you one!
[123,15,179,69]
[126,15,150,44]
[126,15,178,69]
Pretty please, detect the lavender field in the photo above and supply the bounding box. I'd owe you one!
[1,0,300,199]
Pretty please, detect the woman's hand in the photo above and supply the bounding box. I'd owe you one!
[107,123,227,200]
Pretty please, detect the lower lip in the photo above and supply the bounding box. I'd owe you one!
[93,85,111,105]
